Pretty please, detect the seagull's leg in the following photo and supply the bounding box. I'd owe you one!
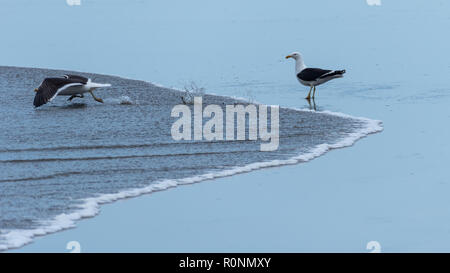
[307,98,312,110]
[312,86,316,98]
[305,86,313,100]
[89,91,104,103]
[67,94,84,101]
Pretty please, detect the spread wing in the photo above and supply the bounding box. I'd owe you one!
[33,78,83,107]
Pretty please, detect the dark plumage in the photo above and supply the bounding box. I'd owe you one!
[297,68,331,81]
[63,74,89,84]
[297,68,346,82]
[33,78,83,107]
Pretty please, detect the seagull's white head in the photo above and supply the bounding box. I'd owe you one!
[286,52,306,73]
[285,52,302,61]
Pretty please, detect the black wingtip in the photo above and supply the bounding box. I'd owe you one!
[33,93,46,108]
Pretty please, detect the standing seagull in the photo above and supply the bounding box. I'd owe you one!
[33,74,111,108]
[286,52,345,99]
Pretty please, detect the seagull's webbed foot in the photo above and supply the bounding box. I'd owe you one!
[89,91,104,103]
[94,97,104,103]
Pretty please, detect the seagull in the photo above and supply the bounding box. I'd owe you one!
[286,52,345,99]
[33,74,111,108]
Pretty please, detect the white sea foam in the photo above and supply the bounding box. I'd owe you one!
[0,71,383,252]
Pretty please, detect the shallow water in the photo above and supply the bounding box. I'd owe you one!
[0,66,379,250]
[3,0,448,253]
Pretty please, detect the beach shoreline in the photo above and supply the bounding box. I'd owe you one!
[8,68,450,252]
[0,67,383,252]
[3,0,450,252]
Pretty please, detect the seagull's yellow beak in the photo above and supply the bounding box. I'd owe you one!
[34,88,38,92]
[285,55,292,59]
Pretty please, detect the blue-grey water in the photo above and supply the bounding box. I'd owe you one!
[3,0,449,253]
[0,66,378,250]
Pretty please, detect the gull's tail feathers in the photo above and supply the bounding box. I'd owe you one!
[319,69,346,79]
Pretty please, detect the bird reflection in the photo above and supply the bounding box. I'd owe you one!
[306,97,317,111]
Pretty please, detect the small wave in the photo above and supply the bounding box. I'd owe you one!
[0,149,260,164]
[0,140,257,153]
[0,165,232,184]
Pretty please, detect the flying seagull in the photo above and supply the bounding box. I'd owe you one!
[286,52,345,99]
[33,74,111,108]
